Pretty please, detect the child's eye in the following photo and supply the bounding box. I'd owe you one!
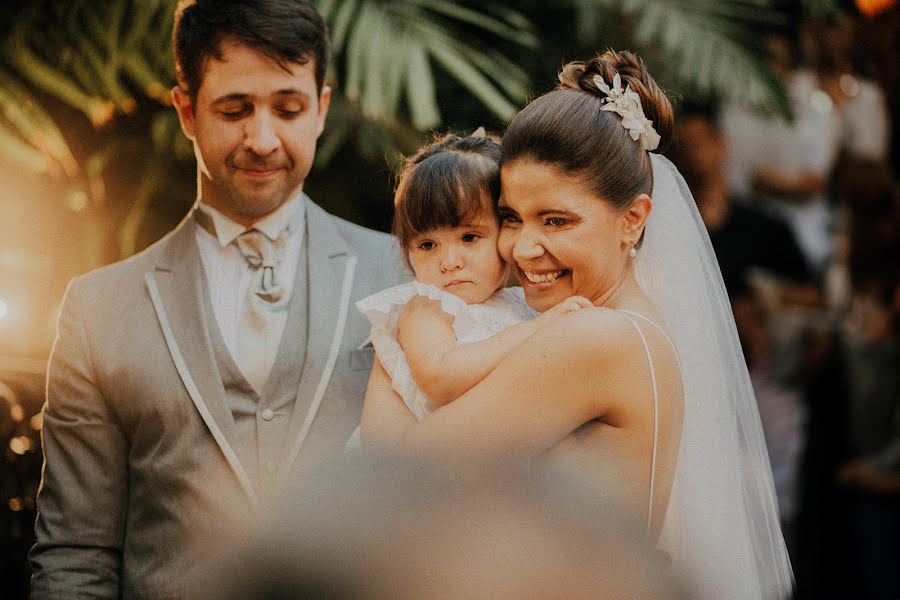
[417,240,436,250]
[461,233,480,243]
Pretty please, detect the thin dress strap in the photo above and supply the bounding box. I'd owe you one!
[616,310,661,532]
[617,310,678,355]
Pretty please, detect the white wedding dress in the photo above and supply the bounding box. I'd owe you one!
[356,281,536,420]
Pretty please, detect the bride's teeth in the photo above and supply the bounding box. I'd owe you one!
[526,270,564,283]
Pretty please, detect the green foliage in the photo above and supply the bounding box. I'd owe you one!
[0,0,180,268]
[315,0,536,164]
[801,0,844,19]
[573,0,791,117]
[0,0,793,267]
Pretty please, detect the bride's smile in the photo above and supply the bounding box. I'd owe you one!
[523,269,568,284]
[498,158,638,312]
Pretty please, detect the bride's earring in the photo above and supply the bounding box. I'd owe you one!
[626,238,637,258]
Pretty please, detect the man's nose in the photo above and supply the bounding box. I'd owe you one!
[243,111,281,156]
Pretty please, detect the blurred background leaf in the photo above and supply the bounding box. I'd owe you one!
[0,0,799,360]
[571,0,791,117]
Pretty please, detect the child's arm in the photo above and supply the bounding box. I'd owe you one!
[397,295,591,406]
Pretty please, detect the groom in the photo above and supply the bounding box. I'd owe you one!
[29,0,404,597]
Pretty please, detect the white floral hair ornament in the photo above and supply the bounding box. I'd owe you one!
[593,72,661,151]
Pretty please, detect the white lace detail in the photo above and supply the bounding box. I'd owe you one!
[355,281,537,420]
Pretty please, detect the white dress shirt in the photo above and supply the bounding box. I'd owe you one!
[195,196,306,365]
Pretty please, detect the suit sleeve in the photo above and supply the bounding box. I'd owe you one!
[29,279,128,599]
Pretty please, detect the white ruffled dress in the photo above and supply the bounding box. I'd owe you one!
[356,281,537,420]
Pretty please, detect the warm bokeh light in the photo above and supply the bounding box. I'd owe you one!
[0,172,77,359]
[0,381,16,405]
[9,436,32,455]
[855,0,896,17]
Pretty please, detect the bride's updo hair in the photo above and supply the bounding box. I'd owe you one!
[502,50,673,211]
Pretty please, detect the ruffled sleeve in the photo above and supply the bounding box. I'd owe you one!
[355,281,467,420]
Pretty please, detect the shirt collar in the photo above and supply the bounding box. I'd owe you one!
[196,195,306,247]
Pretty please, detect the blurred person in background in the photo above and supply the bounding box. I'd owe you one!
[671,104,816,552]
[721,24,842,276]
[835,159,900,599]
[722,8,892,279]
[803,12,891,165]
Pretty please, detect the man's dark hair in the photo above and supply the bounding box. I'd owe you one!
[173,0,329,99]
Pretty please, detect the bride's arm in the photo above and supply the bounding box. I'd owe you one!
[359,359,417,450]
[366,308,635,463]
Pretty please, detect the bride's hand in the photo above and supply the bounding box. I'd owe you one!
[537,295,593,324]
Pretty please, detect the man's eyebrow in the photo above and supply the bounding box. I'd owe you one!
[210,89,310,104]
[210,93,250,105]
[273,88,310,99]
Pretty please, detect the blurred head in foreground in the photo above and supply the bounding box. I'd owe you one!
[193,455,691,600]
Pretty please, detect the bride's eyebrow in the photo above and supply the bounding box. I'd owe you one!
[537,209,581,218]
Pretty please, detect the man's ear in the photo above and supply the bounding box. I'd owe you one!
[624,193,653,241]
[171,86,196,140]
[315,85,332,138]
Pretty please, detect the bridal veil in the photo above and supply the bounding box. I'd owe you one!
[637,154,794,599]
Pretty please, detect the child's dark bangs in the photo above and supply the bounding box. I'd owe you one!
[447,152,499,226]
[407,154,492,233]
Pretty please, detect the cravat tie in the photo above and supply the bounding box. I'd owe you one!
[235,229,289,393]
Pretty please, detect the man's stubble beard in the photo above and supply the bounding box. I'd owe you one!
[223,181,290,220]
[206,167,304,223]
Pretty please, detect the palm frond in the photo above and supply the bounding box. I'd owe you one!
[0,1,177,183]
[407,0,539,48]
[576,0,790,116]
[321,0,536,129]
[801,0,843,18]
[0,73,79,177]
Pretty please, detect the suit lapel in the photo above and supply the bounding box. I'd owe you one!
[145,215,257,504]
[280,200,357,475]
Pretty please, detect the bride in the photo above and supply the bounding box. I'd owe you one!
[362,50,793,599]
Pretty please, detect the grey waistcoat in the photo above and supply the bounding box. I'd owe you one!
[200,234,309,489]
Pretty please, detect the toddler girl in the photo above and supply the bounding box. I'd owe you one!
[355,131,589,445]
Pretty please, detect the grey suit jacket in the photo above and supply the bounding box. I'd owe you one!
[29,199,406,599]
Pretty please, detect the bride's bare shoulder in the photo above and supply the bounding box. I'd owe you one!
[534,307,646,363]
